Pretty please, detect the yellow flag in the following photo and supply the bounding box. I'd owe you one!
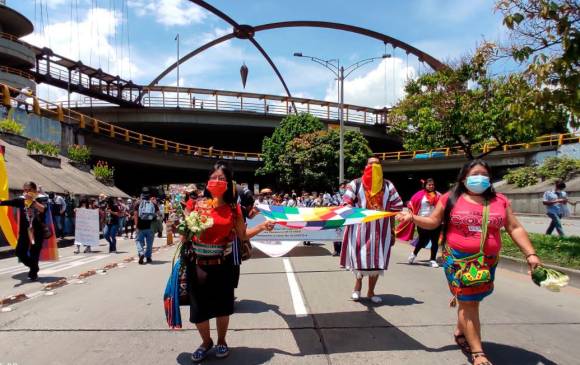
[0,147,17,248]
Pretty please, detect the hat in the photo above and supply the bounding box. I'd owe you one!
[99,193,107,199]
[127,199,132,204]
[260,188,272,195]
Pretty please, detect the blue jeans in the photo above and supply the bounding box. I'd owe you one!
[546,212,564,236]
[54,215,64,238]
[64,217,75,236]
[136,228,154,258]
[104,224,119,252]
[118,217,126,236]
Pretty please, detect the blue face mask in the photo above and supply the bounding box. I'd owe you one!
[465,175,491,194]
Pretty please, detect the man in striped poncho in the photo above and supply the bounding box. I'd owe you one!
[339,157,404,303]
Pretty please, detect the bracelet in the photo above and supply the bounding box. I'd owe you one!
[526,253,538,259]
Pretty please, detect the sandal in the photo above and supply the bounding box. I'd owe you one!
[215,343,229,359]
[191,340,213,363]
[454,333,471,356]
[471,352,492,365]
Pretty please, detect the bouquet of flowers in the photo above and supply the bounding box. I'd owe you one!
[531,266,570,292]
[176,198,214,242]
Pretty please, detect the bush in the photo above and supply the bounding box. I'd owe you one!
[537,156,580,182]
[26,139,59,157]
[505,166,539,187]
[0,118,24,135]
[67,144,91,164]
[93,160,114,182]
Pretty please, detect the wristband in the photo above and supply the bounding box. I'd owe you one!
[526,253,538,259]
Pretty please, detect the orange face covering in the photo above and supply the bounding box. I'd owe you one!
[362,163,383,197]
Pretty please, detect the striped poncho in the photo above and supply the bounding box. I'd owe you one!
[339,179,403,273]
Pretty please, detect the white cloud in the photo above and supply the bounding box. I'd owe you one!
[128,0,206,26]
[324,57,416,108]
[23,7,141,80]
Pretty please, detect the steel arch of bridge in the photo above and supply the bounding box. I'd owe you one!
[144,0,446,106]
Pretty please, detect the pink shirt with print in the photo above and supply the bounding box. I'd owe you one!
[439,192,510,256]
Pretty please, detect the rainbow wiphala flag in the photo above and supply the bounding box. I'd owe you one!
[256,204,397,230]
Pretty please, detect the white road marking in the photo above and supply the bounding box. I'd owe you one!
[39,255,110,275]
[282,258,308,317]
[0,255,82,276]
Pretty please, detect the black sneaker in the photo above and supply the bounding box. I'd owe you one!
[138,255,145,265]
[146,257,152,264]
[28,271,38,281]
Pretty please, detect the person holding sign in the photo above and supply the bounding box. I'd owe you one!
[74,197,100,254]
[340,157,403,303]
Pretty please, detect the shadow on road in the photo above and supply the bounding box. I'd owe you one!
[429,342,558,365]
[231,299,558,364]
[235,299,425,355]
[11,272,65,287]
[145,260,171,266]
[176,346,295,365]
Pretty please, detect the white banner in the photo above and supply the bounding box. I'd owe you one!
[251,241,302,258]
[74,208,100,247]
[248,215,343,257]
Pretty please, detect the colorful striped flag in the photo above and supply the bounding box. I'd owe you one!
[256,204,397,230]
[0,145,17,248]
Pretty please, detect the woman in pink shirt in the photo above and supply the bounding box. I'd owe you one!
[397,160,541,365]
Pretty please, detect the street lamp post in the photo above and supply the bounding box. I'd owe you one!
[294,52,390,184]
[175,33,180,108]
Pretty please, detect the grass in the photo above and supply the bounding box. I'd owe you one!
[501,232,580,270]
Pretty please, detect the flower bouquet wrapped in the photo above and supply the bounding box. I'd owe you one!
[177,210,214,241]
[531,266,570,292]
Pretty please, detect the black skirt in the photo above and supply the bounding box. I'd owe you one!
[187,255,235,324]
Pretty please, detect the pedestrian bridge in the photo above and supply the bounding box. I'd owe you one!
[67,86,398,153]
[3,83,577,189]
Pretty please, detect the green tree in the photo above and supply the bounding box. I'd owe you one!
[390,47,568,159]
[496,0,579,123]
[256,113,325,178]
[277,129,372,190]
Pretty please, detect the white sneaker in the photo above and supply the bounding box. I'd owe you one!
[351,291,361,301]
[408,253,416,264]
[430,260,439,268]
[370,296,383,304]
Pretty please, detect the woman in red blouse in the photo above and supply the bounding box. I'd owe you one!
[186,162,270,362]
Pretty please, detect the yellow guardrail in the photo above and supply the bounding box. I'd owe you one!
[374,133,580,161]
[0,83,262,162]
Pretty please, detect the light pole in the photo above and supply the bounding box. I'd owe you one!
[175,33,180,108]
[294,52,390,184]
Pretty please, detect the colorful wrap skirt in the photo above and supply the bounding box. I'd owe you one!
[442,248,499,302]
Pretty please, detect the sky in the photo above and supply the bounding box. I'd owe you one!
[10,0,510,107]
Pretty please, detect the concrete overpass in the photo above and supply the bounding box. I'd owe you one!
[76,105,399,153]
[379,148,553,172]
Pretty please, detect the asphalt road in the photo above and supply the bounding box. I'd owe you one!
[1,234,579,365]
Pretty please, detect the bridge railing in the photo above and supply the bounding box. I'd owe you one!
[61,87,388,125]
[34,62,139,102]
[374,133,580,161]
[0,83,262,162]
